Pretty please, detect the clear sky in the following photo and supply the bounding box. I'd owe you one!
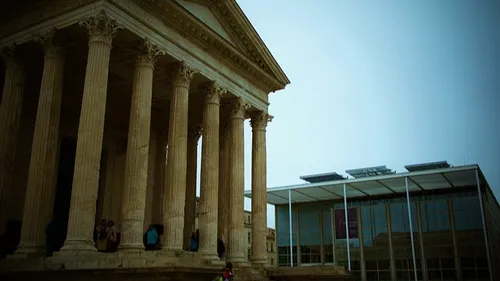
[199,0,500,228]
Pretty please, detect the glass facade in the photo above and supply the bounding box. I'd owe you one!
[276,203,298,266]
[275,187,497,281]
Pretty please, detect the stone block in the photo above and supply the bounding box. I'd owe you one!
[79,259,99,269]
[122,258,147,268]
[63,260,78,270]
[106,258,120,269]
[146,259,159,267]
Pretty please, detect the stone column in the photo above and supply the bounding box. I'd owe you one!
[119,39,164,251]
[218,110,230,247]
[16,30,66,254]
[0,45,25,233]
[61,12,120,252]
[226,98,250,263]
[162,62,197,251]
[183,124,201,250]
[199,83,225,260]
[152,127,167,225]
[250,111,272,265]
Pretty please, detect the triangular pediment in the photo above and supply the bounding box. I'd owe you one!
[173,0,290,91]
[175,0,238,46]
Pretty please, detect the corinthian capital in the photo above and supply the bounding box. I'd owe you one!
[0,44,23,70]
[79,11,121,45]
[136,38,165,68]
[169,62,198,88]
[250,112,273,131]
[34,28,65,58]
[188,124,203,142]
[229,98,251,120]
[202,82,226,105]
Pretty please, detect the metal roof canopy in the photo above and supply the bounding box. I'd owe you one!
[244,165,488,205]
[300,172,347,183]
[405,161,451,172]
[346,165,395,178]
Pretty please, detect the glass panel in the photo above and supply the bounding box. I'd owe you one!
[276,204,298,246]
[361,203,390,280]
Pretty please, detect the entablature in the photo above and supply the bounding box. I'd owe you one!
[0,0,281,112]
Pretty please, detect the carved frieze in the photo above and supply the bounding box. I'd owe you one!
[0,0,96,39]
[134,0,283,92]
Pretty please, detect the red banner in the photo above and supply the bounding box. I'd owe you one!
[334,208,359,239]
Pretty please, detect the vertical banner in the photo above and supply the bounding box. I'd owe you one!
[334,208,358,239]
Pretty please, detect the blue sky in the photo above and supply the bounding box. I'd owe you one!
[198,0,500,228]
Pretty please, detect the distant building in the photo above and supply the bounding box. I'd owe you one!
[245,162,499,281]
[194,198,277,266]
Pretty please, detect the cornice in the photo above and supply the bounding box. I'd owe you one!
[137,0,285,93]
[0,0,99,40]
[210,0,290,86]
[222,0,290,86]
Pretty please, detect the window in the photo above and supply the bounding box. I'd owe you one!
[248,232,251,243]
[362,203,390,280]
[298,203,321,264]
[271,243,274,252]
[276,204,298,266]
[271,258,274,265]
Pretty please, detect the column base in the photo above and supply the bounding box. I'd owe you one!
[160,248,185,257]
[13,243,46,257]
[118,243,145,253]
[225,254,247,265]
[60,239,96,253]
[250,258,268,267]
[201,250,220,261]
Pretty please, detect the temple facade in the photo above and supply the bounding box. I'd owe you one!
[0,0,289,274]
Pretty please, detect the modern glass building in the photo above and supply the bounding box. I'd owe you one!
[245,162,499,281]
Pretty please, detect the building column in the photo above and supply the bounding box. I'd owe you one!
[226,97,250,263]
[199,82,225,260]
[250,111,272,265]
[387,205,397,281]
[218,109,230,247]
[448,199,462,281]
[0,45,25,234]
[416,202,428,281]
[61,11,120,251]
[183,124,201,250]
[152,126,167,225]
[162,62,197,251]
[119,39,164,251]
[16,30,65,254]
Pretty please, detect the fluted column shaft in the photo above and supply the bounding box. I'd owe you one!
[17,31,66,254]
[218,116,230,248]
[119,39,164,251]
[250,112,272,264]
[0,47,25,233]
[152,128,167,225]
[62,12,120,251]
[226,98,249,262]
[163,62,196,251]
[183,125,201,250]
[199,83,225,260]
